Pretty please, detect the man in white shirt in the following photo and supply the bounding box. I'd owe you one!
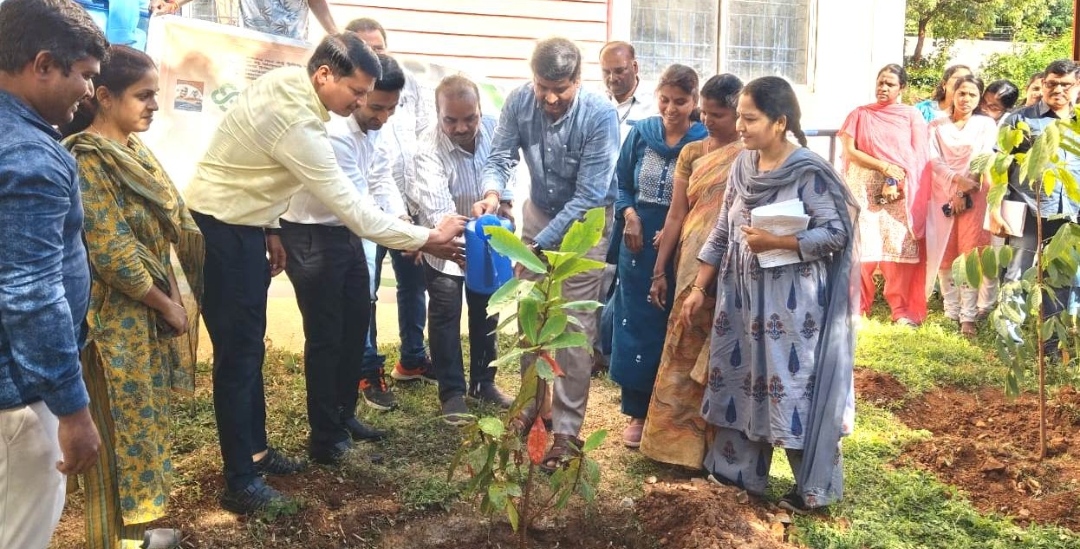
[345,17,436,384]
[600,41,655,143]
[596,41,656,376]
[278,54,411,470]
[409,75,516,425]
[184,34,464,514]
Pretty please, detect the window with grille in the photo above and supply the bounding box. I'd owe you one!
[630,0,719,82]
[630,0,814,85]
[184,0,240,27]
[721,0,812,84]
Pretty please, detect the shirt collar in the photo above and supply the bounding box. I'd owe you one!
[0,89,61,140]
[1033,99,1076,120]
[536,86,582,127]
[303,71,330,123]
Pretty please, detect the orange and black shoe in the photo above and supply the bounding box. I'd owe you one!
[390,357,437,384]
[360,372,397,411]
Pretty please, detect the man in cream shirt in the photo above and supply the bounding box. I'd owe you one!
[184,33,464,515]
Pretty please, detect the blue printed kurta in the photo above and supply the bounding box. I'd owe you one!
[699,151,853,449]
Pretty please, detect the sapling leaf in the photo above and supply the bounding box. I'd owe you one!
[560,207,606,255]
[485,225,546,273]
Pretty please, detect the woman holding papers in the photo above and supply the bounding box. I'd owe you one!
[61,46,202,549]
[682,76,858,513]
[608,64,707,448]
[925,75,998,338]
[839,64,930,326]
[639,74,743,468]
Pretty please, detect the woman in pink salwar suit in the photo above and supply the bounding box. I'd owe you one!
[839,64,931,325]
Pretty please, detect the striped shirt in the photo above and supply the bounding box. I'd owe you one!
[410,114,512,276]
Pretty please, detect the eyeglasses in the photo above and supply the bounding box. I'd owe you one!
[1042,80,1077,90]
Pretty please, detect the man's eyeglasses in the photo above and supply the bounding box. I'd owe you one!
[1042,80,1077,91]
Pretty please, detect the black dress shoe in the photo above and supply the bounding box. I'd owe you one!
[344,416,387,441]
[309,439,352,465]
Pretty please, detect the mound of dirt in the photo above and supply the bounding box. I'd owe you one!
[858,369,1080,530]
[637,479,797,549]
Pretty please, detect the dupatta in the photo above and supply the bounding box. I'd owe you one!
[840,102,931,238]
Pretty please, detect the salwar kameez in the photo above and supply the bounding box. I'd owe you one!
[700,147,858,508]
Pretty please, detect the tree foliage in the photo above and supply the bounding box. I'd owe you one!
[981,33,1073,89]
[905,0,1061,63]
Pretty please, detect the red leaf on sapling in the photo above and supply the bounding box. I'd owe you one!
[540,351,565,377]
[527,416,548,465]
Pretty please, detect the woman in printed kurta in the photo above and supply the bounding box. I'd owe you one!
[683,76,858,512]
[607,64,707,448]
[639,74,743,468]
[62,46,203,549]
[925,76,998,337]
[839,64,930,325]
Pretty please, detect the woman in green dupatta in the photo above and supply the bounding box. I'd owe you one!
[61,45,203,549]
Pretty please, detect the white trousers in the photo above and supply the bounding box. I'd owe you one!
[0,400,66,549]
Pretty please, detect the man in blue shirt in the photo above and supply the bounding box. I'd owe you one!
[1001,59,1080,337]
[0,1,108,546]
[474,37,618,469]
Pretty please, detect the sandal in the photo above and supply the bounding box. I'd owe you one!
[777,490,819,515]
[253,447,307,476]
[960,321,977,339]
[538,433,583,474]
[141,528,182,549]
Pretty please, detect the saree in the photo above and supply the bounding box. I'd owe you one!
[639,138,741,468]
[64,132,203,544]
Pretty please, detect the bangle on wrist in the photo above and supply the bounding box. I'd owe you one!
[691,284,708,296]
[651,272,665,281]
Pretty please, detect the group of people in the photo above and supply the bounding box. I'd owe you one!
[837,61,1079,337]
[4,1,1079,548]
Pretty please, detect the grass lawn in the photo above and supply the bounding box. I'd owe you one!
[49,283,1080,548]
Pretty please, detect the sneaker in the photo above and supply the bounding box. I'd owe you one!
[440,395,474,426]
[220,477,294,515]
[360,373,397,411]
[468,382,514,409]
[391,357,437,383]
[343,416,387,441]
[253,447,306,476]
[308,439,353,466]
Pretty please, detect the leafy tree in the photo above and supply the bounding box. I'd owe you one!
[981,33,1072,90]
[906,0,1053,63]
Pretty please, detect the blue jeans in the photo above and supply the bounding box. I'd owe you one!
[361,245,428,376]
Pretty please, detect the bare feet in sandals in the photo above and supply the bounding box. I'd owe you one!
[539,434,583,474]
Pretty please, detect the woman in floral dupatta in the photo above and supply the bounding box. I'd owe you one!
[839,64,930,326]
[638,74,743,468]
[607,64,707,448]
[62,46,203,549]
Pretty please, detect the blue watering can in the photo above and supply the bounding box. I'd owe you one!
[464,215,514,294]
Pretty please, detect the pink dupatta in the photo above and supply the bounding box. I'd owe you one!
[840,103,931,237]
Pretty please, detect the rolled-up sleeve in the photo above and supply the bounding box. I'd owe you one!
[274,120,429,250]
[481,91,523,202]
[0,144,88,415]
[533,107,619,249]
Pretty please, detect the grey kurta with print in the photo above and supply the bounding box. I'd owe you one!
[698,151,853,449]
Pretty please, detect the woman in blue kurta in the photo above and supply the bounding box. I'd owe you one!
[682,76,859,512]
[608,64,707,448]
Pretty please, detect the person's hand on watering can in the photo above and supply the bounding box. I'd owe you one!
[472,191,515,227]
[420,214,467,266]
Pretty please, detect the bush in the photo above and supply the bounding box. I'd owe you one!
[981,33,1072,89]
[903,39,954,104]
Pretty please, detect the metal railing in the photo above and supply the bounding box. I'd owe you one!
[803,129,839,165]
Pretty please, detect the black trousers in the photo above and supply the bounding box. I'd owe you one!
[423,262,498,404]
[191,212,271,492]
[279,221,371,446]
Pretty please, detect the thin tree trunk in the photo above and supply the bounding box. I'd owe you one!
[912,20,930,63]
[1035,188,1047,460]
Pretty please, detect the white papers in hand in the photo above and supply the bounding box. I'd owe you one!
[749,199,809,268]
